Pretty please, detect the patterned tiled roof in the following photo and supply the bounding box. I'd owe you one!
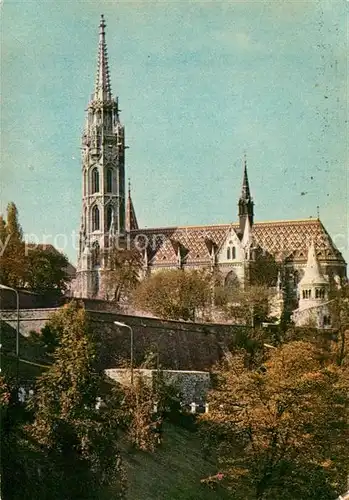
[130,219,345,267]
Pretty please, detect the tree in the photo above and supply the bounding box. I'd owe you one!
[200,341,349,499]
[224,284,271,326]
[104,247,143,302]
[0,203,26,287]
[22,302,126,499]
[132,268,213,321]
[25,245,71,298]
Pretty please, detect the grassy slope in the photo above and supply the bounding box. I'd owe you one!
[122,423,231,500]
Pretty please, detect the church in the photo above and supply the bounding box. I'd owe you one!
[73,16,347,328]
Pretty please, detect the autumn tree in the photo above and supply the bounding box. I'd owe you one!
[200,341,349,499]
[22,302,126,499]
[132,268,213,321]
[104,246,143,302]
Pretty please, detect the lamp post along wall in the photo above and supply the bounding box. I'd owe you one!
[114,321,134,385]
[0,285,20,383]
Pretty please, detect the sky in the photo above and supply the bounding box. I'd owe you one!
[1,0,348,264]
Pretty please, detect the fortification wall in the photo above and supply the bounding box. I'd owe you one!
[0,307,250,371]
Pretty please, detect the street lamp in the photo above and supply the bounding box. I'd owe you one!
[0,284,20,382]
[114,321,134,385]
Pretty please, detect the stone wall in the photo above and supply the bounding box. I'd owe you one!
[0,307,250,371]
[105,368,211,404]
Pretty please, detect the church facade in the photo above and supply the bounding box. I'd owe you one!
[74,16,347,327]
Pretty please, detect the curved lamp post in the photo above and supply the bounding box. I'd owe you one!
[0,284,20,382]
[114,321,134,385]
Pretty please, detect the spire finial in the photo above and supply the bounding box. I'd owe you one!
[94,14,112,101]
[128,178,131,197]
[317,205,320,219]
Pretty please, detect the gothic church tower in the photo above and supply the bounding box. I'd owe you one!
[75,15,126,298]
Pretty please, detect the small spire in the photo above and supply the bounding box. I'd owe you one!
[94,14,112,101]
[241,153,251,200]
[126,180,139,232]
[300,240,327,286]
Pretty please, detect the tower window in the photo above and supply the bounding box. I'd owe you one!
[91,241,100,267]
[323,315,331,326]
[92,205,100,231]
[226,245,236,260]
[107,168,113,192]
[92,167,99,193]
[107,205,113,229]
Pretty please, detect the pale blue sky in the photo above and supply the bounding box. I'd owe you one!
[1,0,348,264]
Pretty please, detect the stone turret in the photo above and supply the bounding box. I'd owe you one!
[298,240,329,310]
[292,240,331,328]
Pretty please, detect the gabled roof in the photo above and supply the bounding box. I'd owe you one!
[130,219,345,266]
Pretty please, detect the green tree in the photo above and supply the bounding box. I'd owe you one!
[104,247,143,302]
[0,203,26,287]
[23,302,126,499]
[200,341,349,499]
[224,284,271,326]
[132,268,212,321]
[25,246,71,298]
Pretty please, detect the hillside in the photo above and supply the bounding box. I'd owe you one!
[122,423,230,500]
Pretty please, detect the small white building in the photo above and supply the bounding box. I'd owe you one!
[292,241,332,328]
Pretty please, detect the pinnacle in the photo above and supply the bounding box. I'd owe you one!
[94,14,112,101]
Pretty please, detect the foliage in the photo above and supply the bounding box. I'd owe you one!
[13,302,127,499]
[115,376,159,452]
[249,250,279,287]
[0,202,71,297]
[0,202,26,287]
[104,246,144,302]
[224,284,271,326]
[200,341,349,499]
[132,268,213,321]
[25,246,71,298]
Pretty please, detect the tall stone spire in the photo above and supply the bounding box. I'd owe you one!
[238,154,254,235]
[126,179,139,232]
[94,14,112,101]
[76,15,126,299]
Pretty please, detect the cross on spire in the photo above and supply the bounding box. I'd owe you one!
[94,14,112,101]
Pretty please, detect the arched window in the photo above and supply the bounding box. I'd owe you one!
[227,248,231,260]
[107,205,113,229]
[92,168,99,193]
[92,205,100,231]
[107,168,113,193]
[232,246,236,259]
[91,241,100,268]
